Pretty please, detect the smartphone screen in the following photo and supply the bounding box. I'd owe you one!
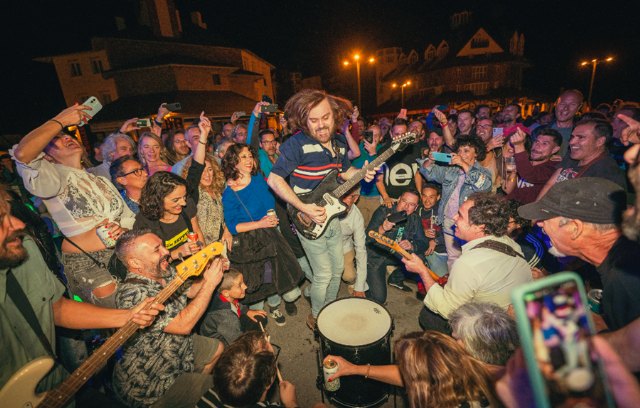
[492,127,504,138]
[521,278,614,407]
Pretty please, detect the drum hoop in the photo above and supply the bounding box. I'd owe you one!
[316,297,394,348]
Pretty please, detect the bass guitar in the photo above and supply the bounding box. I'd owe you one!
[368,230,448,286]
[289,132,416,239]
[0,242,224,408]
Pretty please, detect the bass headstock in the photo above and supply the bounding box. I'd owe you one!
[175,241,224,280]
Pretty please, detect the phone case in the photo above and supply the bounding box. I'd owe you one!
[511,273,615,408]
[261,104,279,113]
[78,96,102,126]
[432,152,452,163]
[165,102,181,112]
[387,211,407,224]
[136,119,152,128]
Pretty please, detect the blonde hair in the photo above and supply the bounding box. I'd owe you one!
[395,331,500,408]
[137,132,168,167]
[180,154,225,199]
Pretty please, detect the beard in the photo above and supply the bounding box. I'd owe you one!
[309,124,335,144]
[0,230,28,269]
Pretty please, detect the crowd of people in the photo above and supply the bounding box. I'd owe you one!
[1,86,640,408]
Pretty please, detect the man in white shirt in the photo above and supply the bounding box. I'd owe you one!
[339,186,368,296]
[403,192,532,333]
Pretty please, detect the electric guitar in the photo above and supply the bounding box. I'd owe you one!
[289,132,416,240]
[368,230,448,286]
[0,242,224,408]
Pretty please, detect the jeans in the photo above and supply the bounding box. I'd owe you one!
[418,307,452,335]
[366,255,399,305]
[442,217,461,270]
[297,218,344,317]
[250,287,301,310]
[425,252,449,277]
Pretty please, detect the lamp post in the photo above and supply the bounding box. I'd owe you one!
[580,57,613,107]
[392,81,411,108]
[343,54,375,108]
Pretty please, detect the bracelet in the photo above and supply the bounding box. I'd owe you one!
[199,140,207,145]
[365,363,371,379]
[440,121,447,126]
[48,119,64,131]
[154,119,163,127]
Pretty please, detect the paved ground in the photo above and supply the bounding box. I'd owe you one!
[268,277,423,408]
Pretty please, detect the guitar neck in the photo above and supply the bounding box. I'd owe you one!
[40,277,185,408]
[332,146,397,198]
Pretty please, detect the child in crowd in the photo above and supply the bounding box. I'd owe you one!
[416,184,448,299]
[199,269,267,346]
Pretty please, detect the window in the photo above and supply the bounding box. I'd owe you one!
[70,62,82,77]
[91,59,103,74]
[471,36,490,49]
[471,66,488,80]
[212,74,221,85]
[469,82,489,95]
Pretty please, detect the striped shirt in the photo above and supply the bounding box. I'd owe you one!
[271,131,350,194]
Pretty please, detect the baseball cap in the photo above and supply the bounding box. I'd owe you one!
[518,177,626,224]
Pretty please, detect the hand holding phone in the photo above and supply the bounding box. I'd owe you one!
[78,96,102,126]
[398,108,408,119]
[261,104,279,113]
[363,130,374,144]
[431,152,453,164]
[492,127,504,138]
[511,273,616,408]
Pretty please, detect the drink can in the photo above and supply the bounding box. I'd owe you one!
[187,231,198,243]
[323,359,340,392]
[587,289,602,314]
[96,225,117,248]
[267,209,276,218]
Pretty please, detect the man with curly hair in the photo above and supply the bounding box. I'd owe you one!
[403,192,532,333]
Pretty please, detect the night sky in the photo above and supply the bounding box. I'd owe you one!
[1,0,638,134]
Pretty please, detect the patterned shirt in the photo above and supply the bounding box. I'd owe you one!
[271,131,350,194]
[113,269,194,407]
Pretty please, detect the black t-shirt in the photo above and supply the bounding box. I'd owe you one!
[133,199,197,250]
[597,236,640,331]
[380,140,429,199]
[556,153,627,189]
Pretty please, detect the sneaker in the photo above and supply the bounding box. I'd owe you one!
[306,313,317,330]
[269,307,286,326]
[284,301,298,316]
[388,281,412,292]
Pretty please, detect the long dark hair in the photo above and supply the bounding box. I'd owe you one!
[221,143,258,181]
[139,171,187,220]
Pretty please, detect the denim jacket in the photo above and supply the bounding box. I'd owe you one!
[417,159,492,225]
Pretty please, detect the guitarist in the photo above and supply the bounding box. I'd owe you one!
[365,189,428,305]
[112,229,225,408]
[267,89,377,331]
[0,189,163,401]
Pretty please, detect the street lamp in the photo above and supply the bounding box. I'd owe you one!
[580,56,614,107]
[343,53,375,108]
[392,81,412,107]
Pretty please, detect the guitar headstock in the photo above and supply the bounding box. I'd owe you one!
[175,241,224,280]
[368,230,404,253]
[390,132,417,150]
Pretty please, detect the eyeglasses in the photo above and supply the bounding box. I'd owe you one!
[238,155,254,160]
[120,167,146,177]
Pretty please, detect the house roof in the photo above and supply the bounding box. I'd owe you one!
[93,90,257,123]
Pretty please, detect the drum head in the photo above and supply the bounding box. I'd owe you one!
[317,298,392,347]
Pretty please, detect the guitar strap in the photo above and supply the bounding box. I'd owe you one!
[5,268,58,359]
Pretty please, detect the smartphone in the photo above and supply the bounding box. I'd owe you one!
[492,127,504,138]
[78,96,102,126]
[512,273,616,408]
[234,111,246,118]
[363,130,374,143]
[387,210,407,224]
[136,118,152,128]
[164,102,181,112]
[432,152,452,164]
[261,104,279,113]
